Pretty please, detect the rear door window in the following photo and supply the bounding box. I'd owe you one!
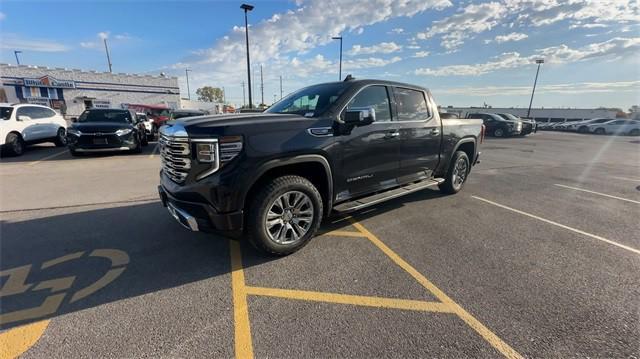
[16,106,39,120]
[394,87,430,122]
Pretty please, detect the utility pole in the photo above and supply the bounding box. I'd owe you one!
[222,86,226,103]
[14,51,22,65]
[241,81,246,107]
[273,94,276,104]
[279,75,283,99]
[103,38,113,73]
[527,59,544,118]
[185,68,191,100]
[332,36,343,81]
[241,4,254,108]
[260,64,264,106]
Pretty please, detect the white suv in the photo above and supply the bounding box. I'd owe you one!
[1,103,68,156]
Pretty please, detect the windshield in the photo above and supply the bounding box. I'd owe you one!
[265,83,348,117]
[499,113,519,121]
[78,110,132,123]
[1,107,13,120]
[150,109,171,117]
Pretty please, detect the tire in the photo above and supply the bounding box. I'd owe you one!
[5,133,25,156]
[247,175,323,256]
[131,137,142,153]
[69,149,81,157]
[54,128,67,147]
[493,128,505,137]
[439,151,470,195]
[629,129,640,136]
[595,128,605,135]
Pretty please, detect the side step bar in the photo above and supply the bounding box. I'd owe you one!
[333,178,445,214]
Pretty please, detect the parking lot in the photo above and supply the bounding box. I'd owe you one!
[1,132,638,358]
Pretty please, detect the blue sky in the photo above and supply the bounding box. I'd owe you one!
[1,0,639,109]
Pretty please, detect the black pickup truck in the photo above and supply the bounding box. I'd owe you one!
[158,79,483,255]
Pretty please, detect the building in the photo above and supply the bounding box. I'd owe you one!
[443,106,618,122]
[0,64,180,117]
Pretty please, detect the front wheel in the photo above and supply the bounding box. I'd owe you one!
[439,151,470,195]
[493,128,505,137]
[247,175,323,256]
[5,133,25,156]
[54,128,67,147]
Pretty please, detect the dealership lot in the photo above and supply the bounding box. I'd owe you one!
[1,132,638,358]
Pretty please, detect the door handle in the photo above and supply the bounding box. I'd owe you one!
[384,130,400,139]
[431,128,440,136]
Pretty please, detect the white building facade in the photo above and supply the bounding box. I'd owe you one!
[0,64,180,117]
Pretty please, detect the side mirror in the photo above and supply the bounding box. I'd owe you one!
[344,107,375,126]
[17,115,31,121]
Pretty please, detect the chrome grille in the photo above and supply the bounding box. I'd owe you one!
[160,134,191,183]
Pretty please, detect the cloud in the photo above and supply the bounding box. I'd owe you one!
[412,51,430,58]
[0,12,5,21]
[348,42,402,56]
[80,31,134,49]
[389,28,404,34]
[1,33,70,52]
[415,37,640,76]
[485,32,528,44]
[435,80,640,96]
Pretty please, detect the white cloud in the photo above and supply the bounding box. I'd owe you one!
[435,80,640,96]
[98,31,110,40]
[344,56,402,69]
[416,37,640,76]
[80,31,134,49]
[412,51,430,58]
[348,42,402,56]
[389,28,404,34]
[407,45,421,50]
[488,32,528,44]
[0,12,6,21]
[1,33,69,52]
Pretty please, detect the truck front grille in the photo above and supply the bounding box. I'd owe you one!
[160,134,191,183]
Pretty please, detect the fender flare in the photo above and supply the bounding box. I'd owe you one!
[451,137,477,162]
[242,154,334,216]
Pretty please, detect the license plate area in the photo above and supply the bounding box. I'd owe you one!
[93,138,108,145]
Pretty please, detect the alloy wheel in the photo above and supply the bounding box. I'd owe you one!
[265,191,314,244]
[452,157,468,189]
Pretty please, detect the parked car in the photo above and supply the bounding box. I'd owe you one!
[568,118,614,133]
[67,109,148,155]
[158,78,484,255]
[466,112,521,137]
[171,109,208,120]
[497,113,536,135]
[136,112,155,140]
[587,119,640,135]
[125,104,172,136]
[0,103,67,156]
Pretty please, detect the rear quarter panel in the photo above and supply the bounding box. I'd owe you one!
[437,118,482,176]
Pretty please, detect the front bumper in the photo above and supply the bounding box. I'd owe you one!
[158,185,243,238]
[67,133,137,151]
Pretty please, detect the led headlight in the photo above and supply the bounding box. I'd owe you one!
[196,142,217,163]
[115,128,133,136]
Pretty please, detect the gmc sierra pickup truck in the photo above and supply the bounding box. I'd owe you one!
[158,78,483,255]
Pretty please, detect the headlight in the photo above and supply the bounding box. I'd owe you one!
[195,142,217,163]
[67,128,82,136]
[115,128,133,136]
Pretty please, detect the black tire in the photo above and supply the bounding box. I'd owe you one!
[439,151,470,195]
[131,137,142,153]
[629,129,640,136]
[247,175,323,256]
[54,128,67,147]
[493,128,505,137]
[5,133,25,156]
[595,128,605,135]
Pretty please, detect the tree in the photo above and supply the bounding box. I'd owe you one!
[196,86,224,103]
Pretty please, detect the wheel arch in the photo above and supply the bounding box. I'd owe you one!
[452,137,476,165]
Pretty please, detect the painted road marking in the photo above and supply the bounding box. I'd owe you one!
[0,320,50,359]
[610,176,640,183]
[472,195,640,255]
[230,223,523,359]
[554,184,640,205]
[27,150,67,166]
[350,220,523,359]
[246,286,453,313]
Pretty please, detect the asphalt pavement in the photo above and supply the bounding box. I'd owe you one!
[1,132,638,358]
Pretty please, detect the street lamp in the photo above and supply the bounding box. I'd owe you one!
[527,59,544,118]
[14,51,22,65]
[241,3,254,109]
[185,69,192,100]
[332,36,343,81]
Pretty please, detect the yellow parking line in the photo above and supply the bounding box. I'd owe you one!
[350,220,523,359]
[321,230,368,238]
[230,240,254,359]
[0,320,50,359]
[246,286,454,313]
[472,195,640,255]
[554,184,640,204]
[27,150,67,166]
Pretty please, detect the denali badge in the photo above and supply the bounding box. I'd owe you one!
[346,174,373,183]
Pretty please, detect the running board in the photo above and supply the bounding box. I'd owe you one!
[333,178,444,214]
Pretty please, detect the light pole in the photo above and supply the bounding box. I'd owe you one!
[241,81,246,107]
[241,3,254,108]
[527,59,544,118]
[260,64,264,106]
[103,38,113,73]
[332,36,342,81]
[222,86,226,103]
[279,75,283,99]
[14,51,22,65]
[185,68,191,100]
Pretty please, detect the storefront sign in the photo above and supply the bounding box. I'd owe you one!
[93,100,111,109]
[25,97,51,106]
[23,76,76,89]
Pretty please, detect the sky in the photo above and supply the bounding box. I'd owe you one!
[1,0,639,109]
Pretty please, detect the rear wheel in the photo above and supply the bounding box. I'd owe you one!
[439,151,470,195]
[493,128,505,137]
[247,175,323,256]
[54,128,67,147]
[5,133,25,156]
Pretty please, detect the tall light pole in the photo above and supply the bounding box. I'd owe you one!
[14,51,22,65]
[260,64,264,106]
[103,38,113,73]
[279,75,283,99]
[185,68,191,100]
[241,3,254,108]
[222,86,226,103]
[527,59,544,118]
[332,36,343,81]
